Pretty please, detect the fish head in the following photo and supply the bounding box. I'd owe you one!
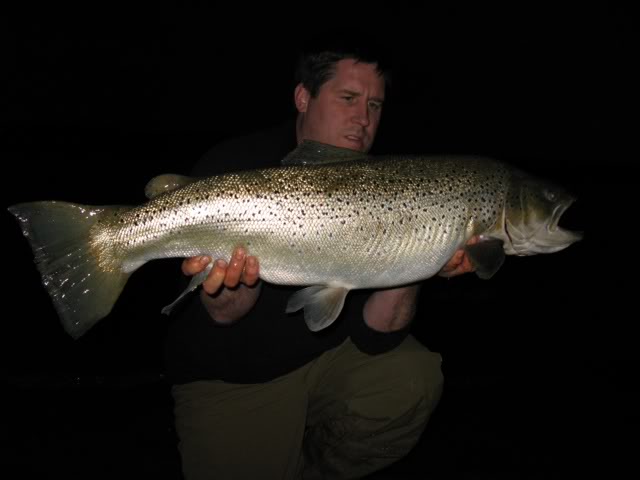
[503,173,583,256]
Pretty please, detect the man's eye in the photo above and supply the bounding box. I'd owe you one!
[342,96,354,102]
[369,102,382,111]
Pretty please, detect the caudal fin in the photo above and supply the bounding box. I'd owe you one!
[9,201,131,339]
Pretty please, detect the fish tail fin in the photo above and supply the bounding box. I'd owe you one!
[9,201,131,339]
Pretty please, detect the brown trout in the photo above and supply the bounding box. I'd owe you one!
[9,141,582,338]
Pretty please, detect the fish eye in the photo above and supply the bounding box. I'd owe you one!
[543,189,557,202]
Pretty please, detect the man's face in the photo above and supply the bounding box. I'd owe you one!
[296,59,385,153]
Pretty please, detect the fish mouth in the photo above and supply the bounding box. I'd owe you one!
[549,202,569,230]
[549,199,583,241]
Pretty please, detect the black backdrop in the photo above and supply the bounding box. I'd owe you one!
[2,6,636,478]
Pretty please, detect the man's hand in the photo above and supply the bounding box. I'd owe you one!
[438,236,479,278]
[182,247,261,324]
[182,247,260,295]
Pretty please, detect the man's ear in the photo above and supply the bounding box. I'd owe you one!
[294,83,311,113]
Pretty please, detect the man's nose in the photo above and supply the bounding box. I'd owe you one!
[352,102,370,127]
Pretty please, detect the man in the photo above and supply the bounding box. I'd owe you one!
[166,41,475,479]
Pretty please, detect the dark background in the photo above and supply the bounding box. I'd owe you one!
[2,6,637,478]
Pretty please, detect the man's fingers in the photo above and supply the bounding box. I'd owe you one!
[441,249,464,273]
[224,248,246,288]
[441,264,466,277]
[439,251,476,278]
[242,256,260,287]
[438,236,481,277]
[202,259,227,295]
[467,235,480,246]
[460,253,475,273]
[182,256,211,275]
[185,248,258,293]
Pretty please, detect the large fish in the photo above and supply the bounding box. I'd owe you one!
[9,141,582,339]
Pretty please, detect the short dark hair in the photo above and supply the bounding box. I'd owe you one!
[294,30,392,97]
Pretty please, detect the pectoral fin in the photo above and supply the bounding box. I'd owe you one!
[161,261,214,315]
[286,286,349,332]
[465,239,506,280]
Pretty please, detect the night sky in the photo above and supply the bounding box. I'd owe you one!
[2,6,637,478]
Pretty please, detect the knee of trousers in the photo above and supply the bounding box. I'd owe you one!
[376,346,444,421]
[341,348,444,443]
[309,350,444,465]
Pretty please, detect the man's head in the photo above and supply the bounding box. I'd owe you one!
[293,41,391,153]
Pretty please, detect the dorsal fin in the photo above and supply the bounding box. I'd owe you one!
[281,140,369,166]
[144,174,196,199]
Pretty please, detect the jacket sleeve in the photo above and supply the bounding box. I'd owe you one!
[345,290,412,355]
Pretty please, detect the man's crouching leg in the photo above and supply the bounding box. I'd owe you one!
[302,335,443,479]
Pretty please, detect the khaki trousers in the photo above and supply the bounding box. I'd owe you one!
[172,335,443,480]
